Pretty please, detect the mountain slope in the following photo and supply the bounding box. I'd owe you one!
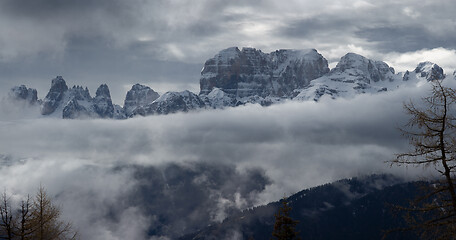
[179,174,421,240]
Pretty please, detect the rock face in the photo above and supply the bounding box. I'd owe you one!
[39,76,123,119]
[123,84,160,117]
[93,84,114,118]
[61,86,93,119]
[8,85,38,105]
[62,98,90,119]
[199,47,329,106]
[403,61,445,81]
[144,90,205,115]
[113,104,126,119]
[31,77,205,119]
[294,53,401,101]
[41,76,68,115]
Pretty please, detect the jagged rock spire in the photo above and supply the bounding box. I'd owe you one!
[41,76,68,115]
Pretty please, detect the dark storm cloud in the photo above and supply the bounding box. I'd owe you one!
[0,0,142,50]
[277,2,456,55]
[0,0,136,21]
[356,26,456,53]
[187,20,224,38]
[280,16,356,39]
[1,0,456,60]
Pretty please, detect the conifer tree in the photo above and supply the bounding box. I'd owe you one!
[271,197,301,240]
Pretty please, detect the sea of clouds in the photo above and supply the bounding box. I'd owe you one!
[1,79,453,239]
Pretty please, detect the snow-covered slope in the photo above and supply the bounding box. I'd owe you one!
[403,61,445,82]
[293,54,444,101]
[201,88,237,109]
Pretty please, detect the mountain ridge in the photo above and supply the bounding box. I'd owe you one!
[178,174,420,240]
[4,47,449,119]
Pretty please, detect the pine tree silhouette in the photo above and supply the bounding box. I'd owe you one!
[271,197,301,240]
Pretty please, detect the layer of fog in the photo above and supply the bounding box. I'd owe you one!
[1,79,454,239]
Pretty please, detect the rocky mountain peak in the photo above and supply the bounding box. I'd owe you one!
[93,84,114,118]
[202,87,237,109]
[62,98,89,119]
[414,61,444,81]
[39,77,119,119]
[213,47,242,64]
[271,48,321,61]
[68,85,91,101]
[333,53,395,83]
[270,48,330,86]
[403,62,445,82]
[144,90,205,115]
[334,53,368,70]
[41,76,69,115]
[95,84,111,98]
[199,47,329,105]
[294,53,400,101]
[123,84,160,117]
[50,76,68,92]
[6,47,453,119]
[8,85,38,105]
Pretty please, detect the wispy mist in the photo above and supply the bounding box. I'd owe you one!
[0,80,450,238]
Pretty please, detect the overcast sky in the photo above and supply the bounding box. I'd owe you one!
[1,1,456,238]
[0,0,456,103]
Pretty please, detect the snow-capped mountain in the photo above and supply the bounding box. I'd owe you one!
[123,84,160,118]
[403,61,445,82]
[294,53,402,101]
[199,47,330,106]
[4,47,451,119]
[39,76,122,119]
[123,85,205,116]
[93,84,115,118]
[41,76,69,115]
[8,85,38,105]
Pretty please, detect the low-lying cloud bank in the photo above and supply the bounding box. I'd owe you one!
[1,80,452,239]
